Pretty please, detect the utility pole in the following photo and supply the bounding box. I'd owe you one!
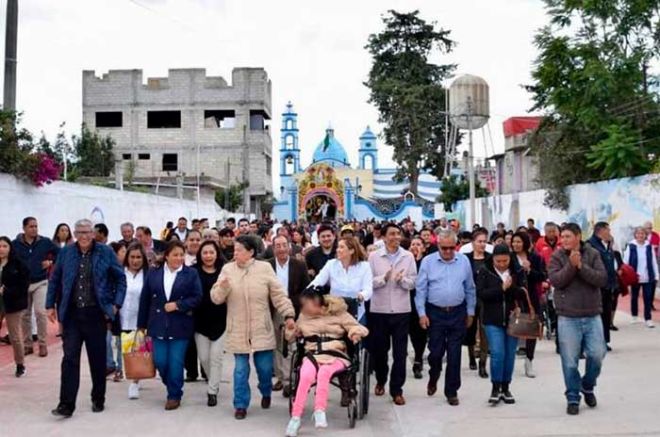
[3,0,18,111]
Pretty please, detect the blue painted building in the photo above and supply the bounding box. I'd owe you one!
[273,102,440,223]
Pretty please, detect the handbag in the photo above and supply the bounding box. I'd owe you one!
[122,331,156,380]
[507,287,543,340]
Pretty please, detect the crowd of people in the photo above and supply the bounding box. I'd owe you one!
[0,214,658,435]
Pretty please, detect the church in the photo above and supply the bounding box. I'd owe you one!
[272,102,441,223]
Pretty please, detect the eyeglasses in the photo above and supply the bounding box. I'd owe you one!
[439,246,455,251]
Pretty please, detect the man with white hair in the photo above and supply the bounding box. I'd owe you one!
[415,229,476,407]
[46,219,126,418]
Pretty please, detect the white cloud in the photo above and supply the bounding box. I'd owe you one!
[2,0,547,191]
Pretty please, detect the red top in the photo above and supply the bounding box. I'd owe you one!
[503,116,542,138]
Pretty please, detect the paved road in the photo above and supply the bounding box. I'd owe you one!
[1,309,658,437]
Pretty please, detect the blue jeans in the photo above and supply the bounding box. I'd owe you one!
[631,282,656,321]
[483,325,518,384]
[558,316,607,404]
[233,350,273,409]
[106,331,116,370]
[152,338,189,401]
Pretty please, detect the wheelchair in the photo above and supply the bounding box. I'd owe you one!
[287,298,370,428]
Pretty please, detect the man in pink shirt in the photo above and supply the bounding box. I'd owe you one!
[368,223,418,406]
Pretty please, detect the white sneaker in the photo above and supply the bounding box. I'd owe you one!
[314,410,328,428]
[631,316,642,324]
[524,358,536,378]
[285,417,301,437]
[646,320,655,328]
[128,382,140,400]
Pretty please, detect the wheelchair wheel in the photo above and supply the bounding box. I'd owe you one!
[288,350,300,416]
[357,348,370,419]
[348,398,357,429]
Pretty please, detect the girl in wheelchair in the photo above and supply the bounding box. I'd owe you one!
[285,287,368,436]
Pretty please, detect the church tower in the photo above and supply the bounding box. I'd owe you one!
[279,101,301,198]
[358,126,378,170]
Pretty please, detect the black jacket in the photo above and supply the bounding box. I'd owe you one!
[0,257,30,313]
[517,252,546,313]
[268,257,311,316]
[476,257,528,327]
[305,246,336,277]
[194,266,226,341]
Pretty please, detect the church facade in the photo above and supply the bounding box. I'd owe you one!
[272,102,440,223]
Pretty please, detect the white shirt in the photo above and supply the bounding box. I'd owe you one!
[175,228,188,241]
[310,259,373,320]
[275,257,290,294]
[120,268,144,331]
[495,268,511,284]
[624,240,659,284]
[185,253,197,267]
[163,265,183,300]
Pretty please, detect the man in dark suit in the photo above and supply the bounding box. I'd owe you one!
[268,235,310,397]
[46,219,126,418]
[136,226,166,266]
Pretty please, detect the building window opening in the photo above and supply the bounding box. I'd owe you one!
[162,153,178,171]
[147,111,181,128]
[204,110,236,129]
[285,134,294,149]
[249,109,270,130]
[284,155,295,175]
[122,153,132,160]
[286,119,293,130]
[96,112,123,128]
[138,153,150,160]
[363,154,374,170]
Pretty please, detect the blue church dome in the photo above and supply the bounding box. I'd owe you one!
[312,127,350,167]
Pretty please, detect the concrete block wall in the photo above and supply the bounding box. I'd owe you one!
[82,68,273,197]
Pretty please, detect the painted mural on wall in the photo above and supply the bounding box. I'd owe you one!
[454,174,659,249]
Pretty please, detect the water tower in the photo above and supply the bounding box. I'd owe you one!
[449,74,490,227]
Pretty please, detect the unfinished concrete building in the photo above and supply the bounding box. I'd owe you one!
[82,68,273,214]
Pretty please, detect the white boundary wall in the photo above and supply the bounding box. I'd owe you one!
[0,173,226,241]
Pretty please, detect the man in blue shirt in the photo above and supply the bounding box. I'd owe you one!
[415,229,476,406]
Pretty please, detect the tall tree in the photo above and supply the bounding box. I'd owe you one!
[71,124,115,177]
[365,10,457,194]
[527,0,660,209]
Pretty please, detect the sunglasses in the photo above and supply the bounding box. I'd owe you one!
[439,246,455,251]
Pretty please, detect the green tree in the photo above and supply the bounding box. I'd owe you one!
[0,110,35,176]
[527,0,660,209]
[71,124,115,177]
[215,182,248,212]
[437,175,488,212]
[365,10,457,194]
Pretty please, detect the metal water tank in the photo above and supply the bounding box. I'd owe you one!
[449,74,489,129]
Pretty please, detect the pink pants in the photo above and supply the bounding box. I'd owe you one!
[291,357,346,417]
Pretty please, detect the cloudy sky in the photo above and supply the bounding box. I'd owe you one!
[1,0,548,187]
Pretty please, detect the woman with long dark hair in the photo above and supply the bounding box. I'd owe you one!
[120,243,149,397]
[52,223,73,248]
[408,236,428,379]
[194,240,226,407]
[511,231,546,378]
[477,244,527,405]
[137,241,202,410]
[0,236,30,377]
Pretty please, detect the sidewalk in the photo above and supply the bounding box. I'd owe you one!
[0,308,659,436]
